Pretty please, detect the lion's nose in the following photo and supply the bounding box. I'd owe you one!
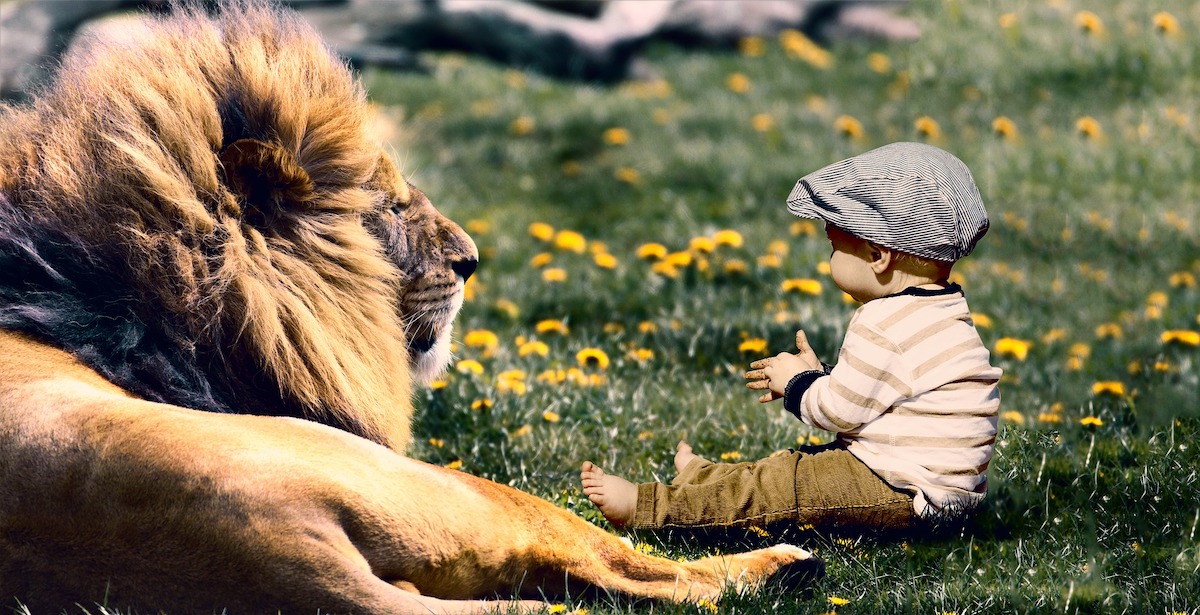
[452,257,478,282]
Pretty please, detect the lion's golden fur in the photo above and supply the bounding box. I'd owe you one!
[0,4,819,611]
[0,1,416,449]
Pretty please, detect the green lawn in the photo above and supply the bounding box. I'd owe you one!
[362,1,1199,613]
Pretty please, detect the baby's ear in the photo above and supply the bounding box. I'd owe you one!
[868,243,895,274]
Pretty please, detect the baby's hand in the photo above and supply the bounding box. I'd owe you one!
[743,330,824,403]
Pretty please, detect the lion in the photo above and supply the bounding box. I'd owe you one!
[0,2,819,612]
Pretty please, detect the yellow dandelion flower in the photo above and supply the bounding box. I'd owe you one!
[739,338,768,354]
[914,116,941,140]
[994,338,1033,361]
[554,230,587,254]
[992,116,1019,140]
[536,369,567,385]
[576,348,611,370]
[1162,330,1200,347]
[464,329,499,354]
[511,424,532,438]
[723,259,748,275]
[1095,322,1123,339]
[779,29,832,68]
[1041,328,1067,345]
[867,52,891,74]
[471,398,493,411]
[497,378,527,396]
[766,240,789,257]
[636,242,668,261]
[1076,116,1103,139]
[834,114,864,139]
[739,36,765,57]
[456,359,485,375]
[1146,291,1169,308]
[638,321,658,334]
[689,236,716,254]
[504,69,526,89]
[751,113,774,132]
[972,313,994,329]
[530,252,553,268]
[788,223,816,241]
[828,596,851,606]
[1074,10,1104,36]
[1092,381,1126,396]
[462,276,479,302]
[651,261,679,278]
[428,437,445,448]
[466,219,491,235]
[615,167,641,184]
[781,278,823,295]
[547,605,568,614]
[529,222,555,241]
[1069,342,1091,359]
[510,116,535,136]
[536,319,570,335]
[626,348,655,363]
[1001,410,1026,425]
[444,459,464,471]
[561,160,582,177]
[542,267,567,283]
[712,229,744,248]
[842,292,858,304]
[593,252,618,269]
[696,599,719,613]
[726,72,752,94]
[430,379,448,390]
[518,340,550,357]
[1038,411,1063,424]
[543,410,561,423]
[602,127,630,146]
[602,322,625,335]
[494,299,520,320]
[665,251,693,268]
[720,451,742,462]
[998,13,1017,29]
[1080,416,1104,427]
[1152,11,1179,36]
[817,261,832,276]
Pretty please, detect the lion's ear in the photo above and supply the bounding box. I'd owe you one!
[218,138,314,223]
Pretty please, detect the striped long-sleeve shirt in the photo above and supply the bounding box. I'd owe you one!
[782,283,1001,516]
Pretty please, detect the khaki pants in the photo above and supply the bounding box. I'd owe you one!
[629,442,917,531]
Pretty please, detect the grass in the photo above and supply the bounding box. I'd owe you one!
[361,1,1199,613]
[18,1,1197,613]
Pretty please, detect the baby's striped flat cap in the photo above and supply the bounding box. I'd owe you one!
[786,142,989,262]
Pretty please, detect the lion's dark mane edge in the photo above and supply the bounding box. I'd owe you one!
[0,192,236,414]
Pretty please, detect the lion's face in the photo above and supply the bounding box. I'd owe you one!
[0,3,472,449]
[365,157,477,385]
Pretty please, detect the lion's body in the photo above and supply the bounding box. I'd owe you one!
[0,3,816,612]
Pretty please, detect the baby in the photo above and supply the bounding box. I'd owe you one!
[582,142,1001,532]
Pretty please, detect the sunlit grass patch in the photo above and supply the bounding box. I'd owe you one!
[364,0,1199,612]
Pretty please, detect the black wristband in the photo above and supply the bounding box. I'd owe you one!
[783,369,828,419]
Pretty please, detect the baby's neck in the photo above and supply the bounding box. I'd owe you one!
[878,270,946,296]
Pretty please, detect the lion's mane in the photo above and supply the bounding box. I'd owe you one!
[0,1,415,449]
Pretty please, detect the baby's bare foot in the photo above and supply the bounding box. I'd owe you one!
[673,440,708,474]
[580,461,638,528]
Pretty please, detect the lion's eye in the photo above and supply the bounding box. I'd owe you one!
[389,203,402,215]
